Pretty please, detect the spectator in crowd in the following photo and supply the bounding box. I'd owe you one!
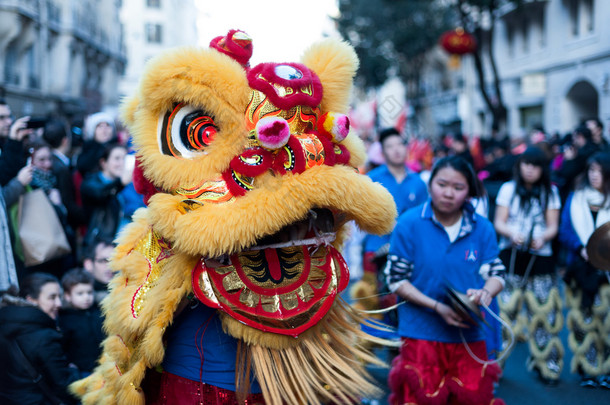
[553,125,601,202]
[559,151,610,389]
[0,272,79,404]
[494,146,563,385]
[448,132,475,168]
[356,128,427,333]
[76,112,117,177]
[362,128,428,279]
[0,99,34,186]
[18,140,73,277]
[29,140,64,209]
[385,156,505,405]
[43,119,87,232]
[83,238,115,305]
[585,118,608,151]
[58,269,105,377]
[80,143,132,249]
[0,182,20,295]
[2,165,33,283]
[117,144,145,235]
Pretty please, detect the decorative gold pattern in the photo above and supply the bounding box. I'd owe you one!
[246,90,318,135]
[172,177,236,204]
[294,133,325,168]
[194,246,345,334]
[130,229,173,318]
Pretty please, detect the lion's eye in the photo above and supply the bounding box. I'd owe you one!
[158,103,218,158]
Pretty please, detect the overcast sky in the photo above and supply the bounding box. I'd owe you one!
[194,0,340,64]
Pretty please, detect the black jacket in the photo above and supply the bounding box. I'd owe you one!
[0,138,28,187]
[57,306,105,373]
[51,154,87,229]
[80,172,124,247]
[0,297,79,404]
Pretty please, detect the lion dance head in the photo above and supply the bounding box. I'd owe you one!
[72,30,396,405]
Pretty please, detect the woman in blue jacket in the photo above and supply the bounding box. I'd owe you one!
[385,156,506,405]
[559,151,610,388]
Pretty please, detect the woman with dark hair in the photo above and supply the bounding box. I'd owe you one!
[553,125,602,201]
[80,143,132,248]
[385,156,506,405]
[0,272,79,404]
[559,152,610,388]
[494,146,563,385]
[76,112,117,177]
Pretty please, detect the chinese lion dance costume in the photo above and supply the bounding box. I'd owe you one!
[72,30,396,405]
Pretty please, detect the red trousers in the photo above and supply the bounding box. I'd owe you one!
[144,371,265,405]
[388,338,505,405]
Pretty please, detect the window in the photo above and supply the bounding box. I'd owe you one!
[535,9,546,49]
[146,23,162,44]
[26,46,38,89]
[4,43,19,85]
[506,23,514,58]
[521,17,529,53]
[584,0,594,33]
[146,0,161,8]
[569,0,579,37]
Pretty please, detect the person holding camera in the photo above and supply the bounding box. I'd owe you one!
[0,99,36,187]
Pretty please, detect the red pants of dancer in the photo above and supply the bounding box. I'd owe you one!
[388,338,505,405]
[144,371,265,405]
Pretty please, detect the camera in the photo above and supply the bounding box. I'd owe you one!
[25,117,47,129]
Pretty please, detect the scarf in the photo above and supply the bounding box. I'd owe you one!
[570,187,610,245]
[31,168,57,192]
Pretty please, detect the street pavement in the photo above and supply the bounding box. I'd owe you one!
[496,338,609,404]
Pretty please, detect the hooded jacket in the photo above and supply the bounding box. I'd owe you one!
[0,295,79,404]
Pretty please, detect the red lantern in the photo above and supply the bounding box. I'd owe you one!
[440,28,477,68]
[440,28,477,54]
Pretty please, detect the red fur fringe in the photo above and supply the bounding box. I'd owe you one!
[221,169,248,197]
[334,144,351,166]
[229,147,273,177]
[315,132,336,166]
[133,156,158,205]
[209,29,253,66]
[247,62,323,110]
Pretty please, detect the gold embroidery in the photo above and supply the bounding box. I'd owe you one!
[130,229,173,318]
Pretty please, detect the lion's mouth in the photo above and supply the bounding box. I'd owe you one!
[203,208,337,266]
[252,208,336,250]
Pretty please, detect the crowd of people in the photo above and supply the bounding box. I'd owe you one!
[0,92,608,403]
[0,98,140,404]
[355,120,610,404]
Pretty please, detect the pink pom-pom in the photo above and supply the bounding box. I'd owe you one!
[333,114,350,142]
[255,117,291,150]
[318,112,350,142]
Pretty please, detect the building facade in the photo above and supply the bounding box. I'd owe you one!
[0,0,125,123]
[417,0,610,139]
[118,0,198,103]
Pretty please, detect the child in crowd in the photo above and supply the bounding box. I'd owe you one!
[82,237,115,305]
[58,269,105,377]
